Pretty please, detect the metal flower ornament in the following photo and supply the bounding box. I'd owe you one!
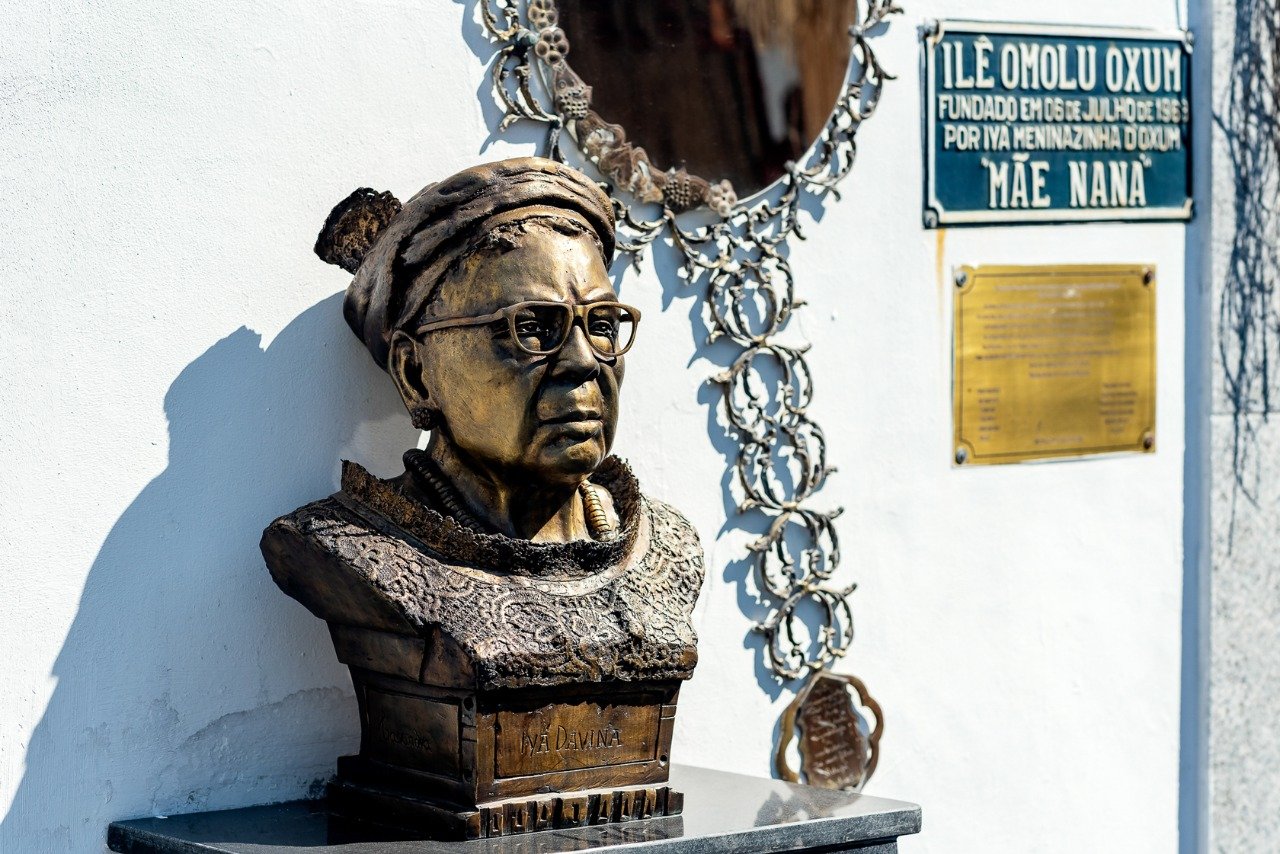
[478,0,899,789]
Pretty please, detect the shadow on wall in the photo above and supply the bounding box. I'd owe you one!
[0,294,416,853]
[642,224,836,707]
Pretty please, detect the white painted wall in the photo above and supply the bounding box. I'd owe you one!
[0,1,1192,851]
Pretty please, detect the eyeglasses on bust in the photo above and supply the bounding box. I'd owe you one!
[415,300,641,358]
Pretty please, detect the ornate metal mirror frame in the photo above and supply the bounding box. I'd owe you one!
[477,0,900,789]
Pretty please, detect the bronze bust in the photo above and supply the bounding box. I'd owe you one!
[260,158,704,839]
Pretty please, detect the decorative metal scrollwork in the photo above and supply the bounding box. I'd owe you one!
[478,0,898,714]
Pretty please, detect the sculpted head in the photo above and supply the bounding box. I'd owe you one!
[320,158,628,492]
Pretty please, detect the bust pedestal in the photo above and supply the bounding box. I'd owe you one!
[327,663,684,838]
[107,765,922,853]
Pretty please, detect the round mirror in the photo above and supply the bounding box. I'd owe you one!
[535,0,859,211]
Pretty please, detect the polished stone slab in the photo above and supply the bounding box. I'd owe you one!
[107,765,921,853]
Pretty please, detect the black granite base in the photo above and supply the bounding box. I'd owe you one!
[107,765,921,853]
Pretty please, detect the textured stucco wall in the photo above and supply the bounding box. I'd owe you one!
[1207,1,1280,851]
[0,1,1189,852]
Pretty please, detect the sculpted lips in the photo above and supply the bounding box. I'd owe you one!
[541,408,603,425]
[538,386,606,439]
[539,407,604,440]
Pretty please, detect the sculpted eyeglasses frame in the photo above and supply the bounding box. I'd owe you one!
[415,300,642,358]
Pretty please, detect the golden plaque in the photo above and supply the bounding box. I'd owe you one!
[953,264,1156,465]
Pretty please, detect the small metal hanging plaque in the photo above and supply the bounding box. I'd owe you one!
[953,264,1156,465]
[775,672,882,791]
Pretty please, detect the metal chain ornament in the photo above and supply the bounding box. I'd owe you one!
[478,0,898,788]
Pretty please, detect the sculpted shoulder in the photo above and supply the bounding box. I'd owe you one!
[260,493,424,636]
[643,495,703,549]
[634,495,705,628]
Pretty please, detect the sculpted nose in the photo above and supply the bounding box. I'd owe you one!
[550,323,600,382]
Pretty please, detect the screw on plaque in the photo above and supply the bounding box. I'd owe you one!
[955,447,968,464]
[1142,432,1155,450]
[955,270,969,288]
[1142,268,1154,286]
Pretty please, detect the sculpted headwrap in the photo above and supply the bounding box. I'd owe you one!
[315,157,616,369]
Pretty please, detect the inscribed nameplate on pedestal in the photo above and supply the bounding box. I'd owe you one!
[952,264,1156,465]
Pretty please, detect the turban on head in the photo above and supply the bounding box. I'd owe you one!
[315,157,616,369]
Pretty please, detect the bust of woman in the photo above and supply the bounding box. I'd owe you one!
[260,158,704,839]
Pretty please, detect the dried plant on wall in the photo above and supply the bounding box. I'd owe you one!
[1220,0,1280,509]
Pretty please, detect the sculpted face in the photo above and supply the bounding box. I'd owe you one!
[392,224,623,487]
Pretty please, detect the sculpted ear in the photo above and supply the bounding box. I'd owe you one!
[388,330,431,414]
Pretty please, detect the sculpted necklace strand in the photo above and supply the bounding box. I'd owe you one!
[403,451,614,541]
[578,481,615,541]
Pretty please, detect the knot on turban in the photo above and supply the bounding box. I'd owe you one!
[318,157,616,369]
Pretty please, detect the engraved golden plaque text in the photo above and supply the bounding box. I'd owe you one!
[953,264,1156,465]
[495,699,659,778]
